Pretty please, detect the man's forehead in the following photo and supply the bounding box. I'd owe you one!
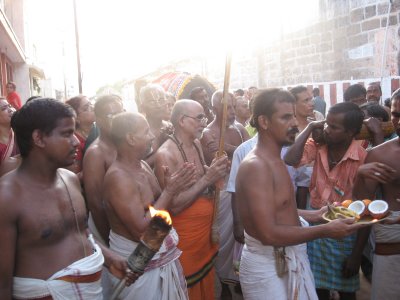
[186,102,204,113]
[367,85,380,91]
[274,101,295,114]
[326,112,345,124]
[297,90,311,100]
[392,98,400,110]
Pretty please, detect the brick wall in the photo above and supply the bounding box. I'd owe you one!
[212,0,400,90]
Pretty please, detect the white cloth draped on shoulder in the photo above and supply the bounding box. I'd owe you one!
[239,218,317,300]
[13,234,104,300]
[108,229,188,300]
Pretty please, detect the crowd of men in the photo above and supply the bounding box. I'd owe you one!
[0,80,399,300]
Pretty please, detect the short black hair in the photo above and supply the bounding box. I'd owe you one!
[111,112,143,146]
[328,102,364,135]
[312,88,320,96]
[189,87,206,100]
[290,85,308,101]
[344,84,366,102]
[94,94,122,117]
[250,88,295,130]
[384,97,391,109]
[360,102,389,122]
[234,89,245,96]
[391,88,400,102]
[11,98,75,157]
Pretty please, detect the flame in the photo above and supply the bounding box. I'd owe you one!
[149,206,172,225]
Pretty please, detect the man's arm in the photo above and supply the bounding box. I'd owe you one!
[237,160,366,247]
[0,187,17,299]
[298,207,327,223]
[353,152,396,200]
[154,150,228,215]
[83,148,110,244]
[284,121,324,166]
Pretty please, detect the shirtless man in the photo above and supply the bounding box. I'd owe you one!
[200,90,249,297]
[139,84,173,168]
[236,89,367,300]
[154,100,229,299]
[235,96,251,127]
[0,98,133,299]
[189,87,214,124]
[352,90,400,300]
[83,94,124,245]
[103,112,196,299]
[201,90,249,164]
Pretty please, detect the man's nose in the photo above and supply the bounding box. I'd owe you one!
[72,134,80,147]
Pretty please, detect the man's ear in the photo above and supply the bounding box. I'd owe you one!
[257,115,269,131]
[126,132,136,146]
[32,129,45,148]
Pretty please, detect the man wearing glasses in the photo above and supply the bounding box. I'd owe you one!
[154,100,229,300]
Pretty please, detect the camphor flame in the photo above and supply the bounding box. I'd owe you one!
[149,206,172,225]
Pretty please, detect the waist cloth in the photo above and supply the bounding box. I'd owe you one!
[307,228,358,291]
[371,211,400,300]
[108,229,188,300]
[172,196,218,300]
[13,234,103,300]
[240,227,317,300]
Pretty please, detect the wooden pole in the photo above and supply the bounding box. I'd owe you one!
[73,0,83,94]
[211,52,232,244]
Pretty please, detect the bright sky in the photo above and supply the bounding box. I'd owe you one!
[27,0,319,96]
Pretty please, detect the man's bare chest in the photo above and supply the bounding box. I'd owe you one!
[17,189,87,244]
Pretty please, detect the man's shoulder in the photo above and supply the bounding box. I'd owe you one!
[84,140,109,160]
[157,139,178,157]
[239,152,268,172]
[58,168,80,186]
[367,138,399,160]
[0,172,22,212]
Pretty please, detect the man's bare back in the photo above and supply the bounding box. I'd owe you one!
[104,160,162,242]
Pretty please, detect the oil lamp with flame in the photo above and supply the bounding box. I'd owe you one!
[110,206,172,300]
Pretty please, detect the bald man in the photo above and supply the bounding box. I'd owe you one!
[154,100,229,299]
[104,112,196,299]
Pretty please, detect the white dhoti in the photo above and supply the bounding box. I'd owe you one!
[215,190,239,284]
[13,235,104,300]
[88,212,112,299]
[371,211,400,300]
[108,229,188,300]
[240,224,317,300]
